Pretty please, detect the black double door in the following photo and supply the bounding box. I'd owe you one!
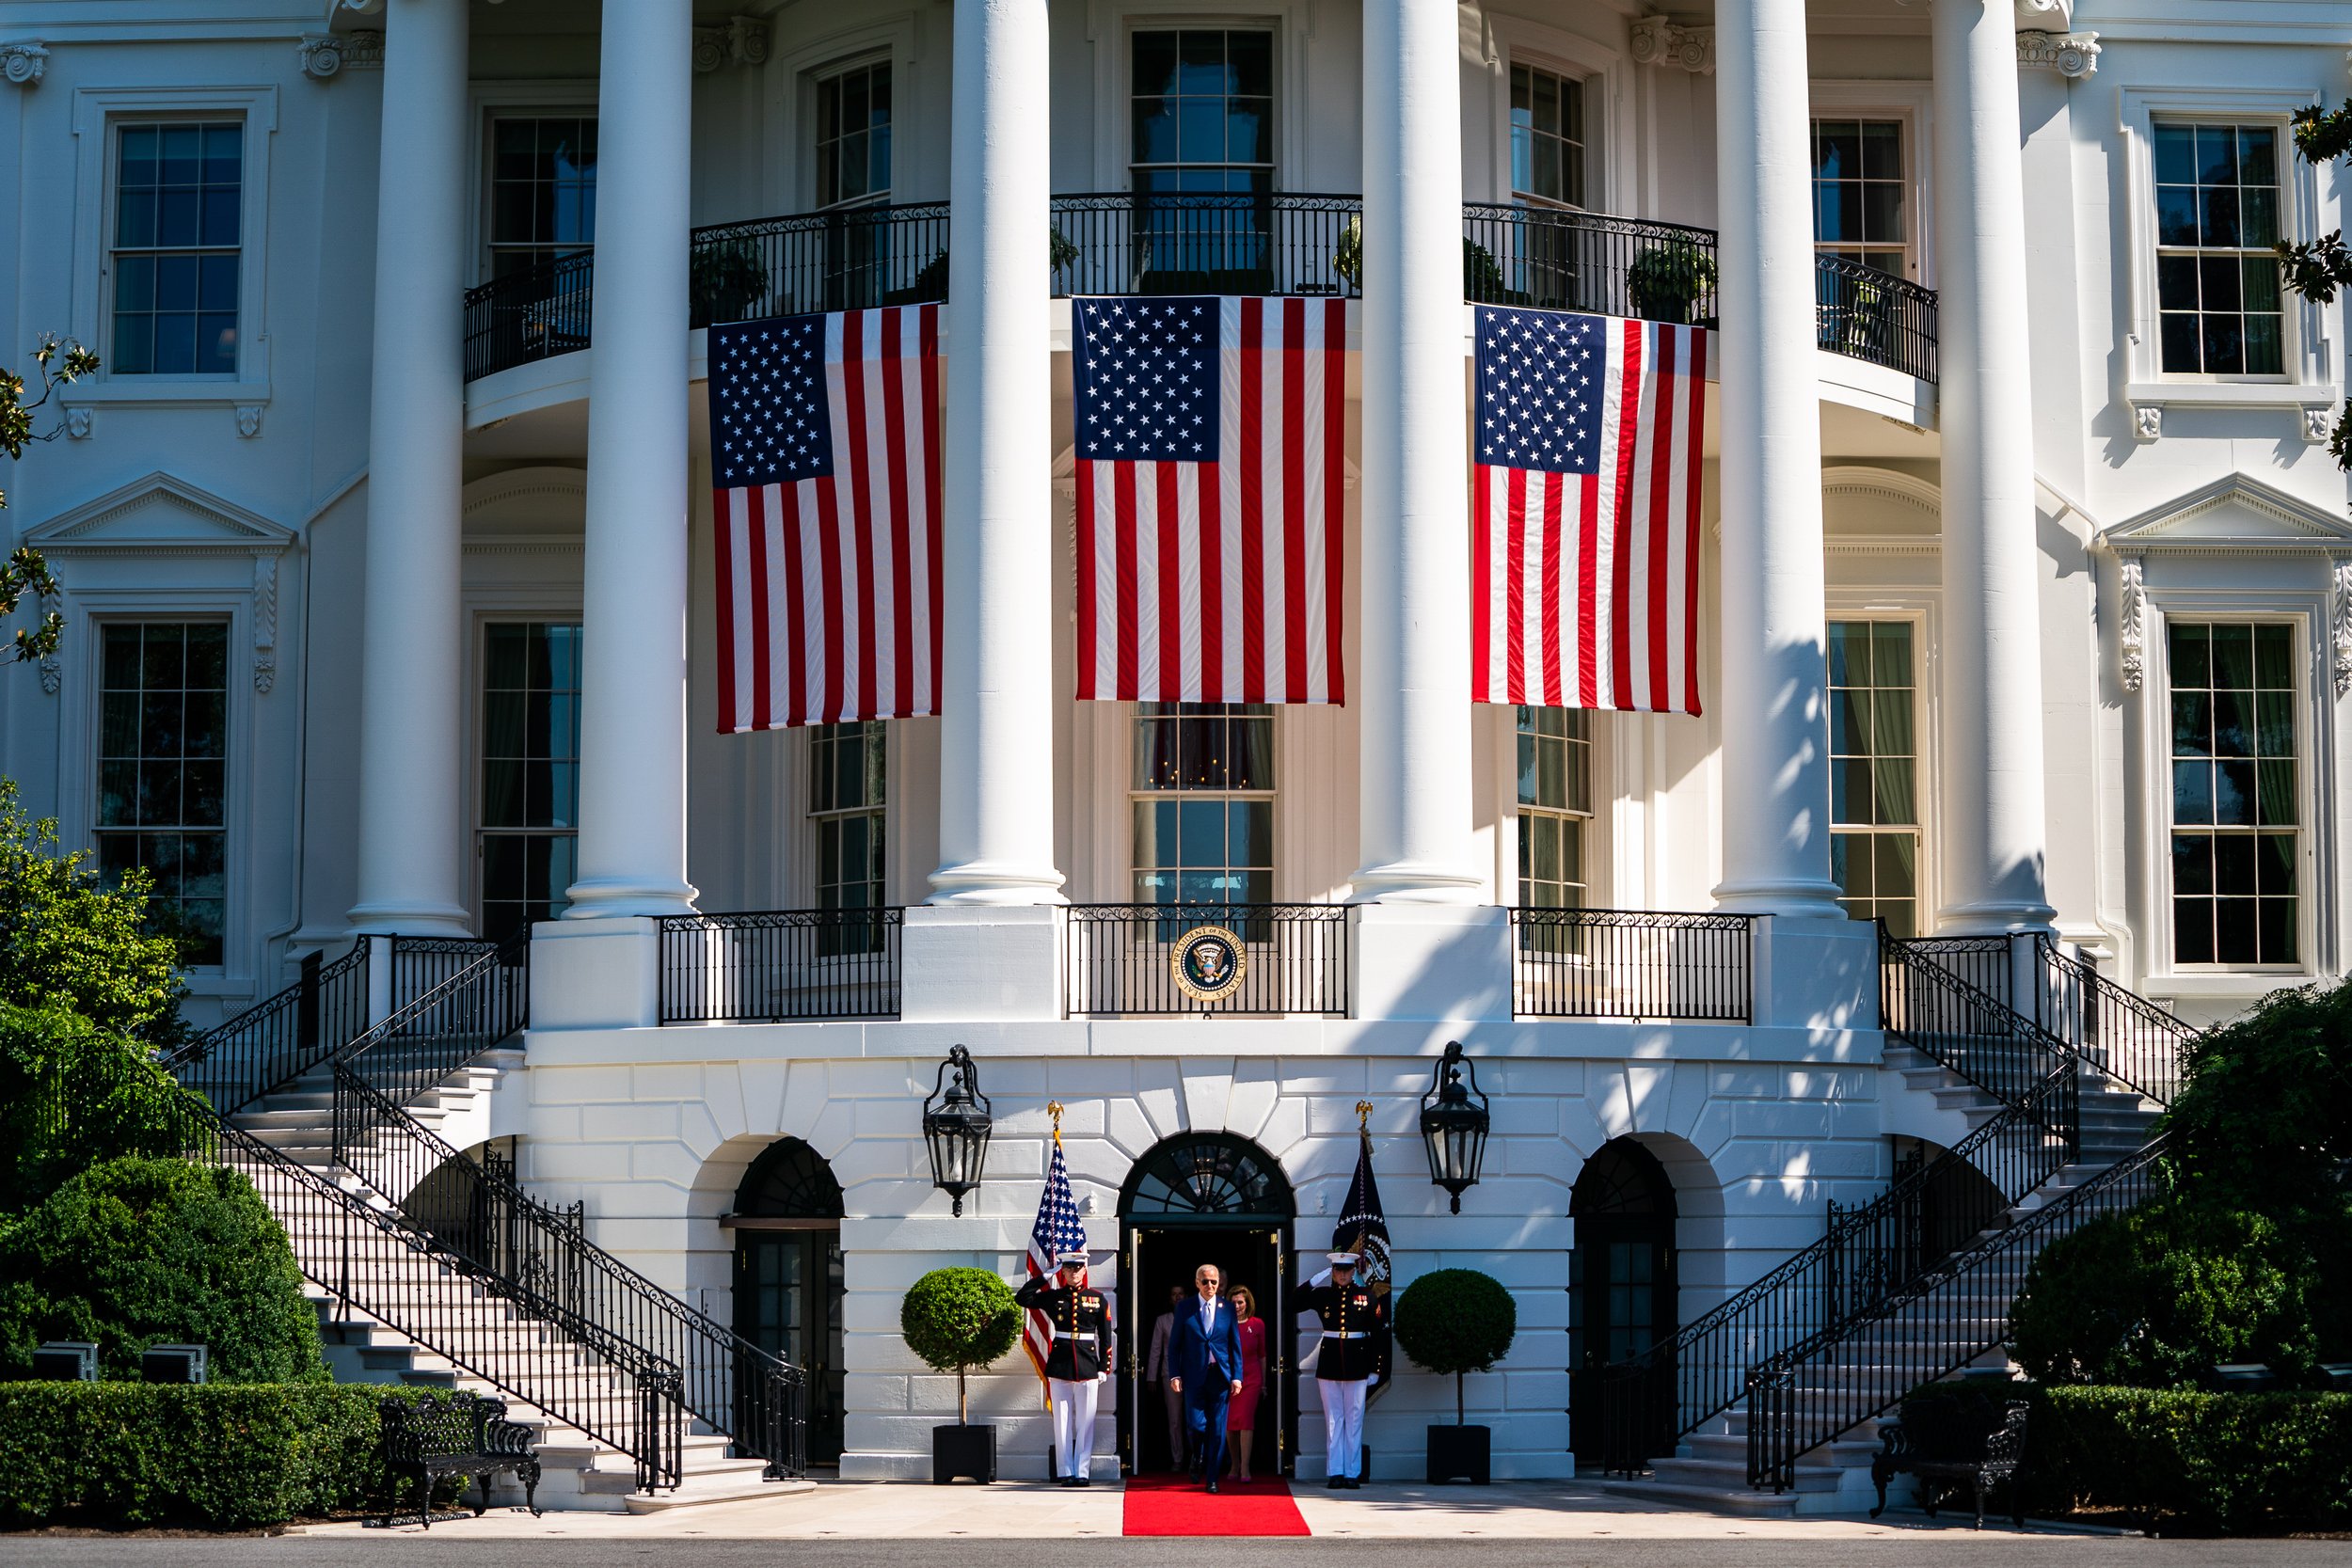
[734,1225,846,1465]
[1120,1222,1292,1476]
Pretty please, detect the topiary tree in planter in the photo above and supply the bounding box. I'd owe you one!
[901,1267,1019,1482]
[1393,1268,1518,1484]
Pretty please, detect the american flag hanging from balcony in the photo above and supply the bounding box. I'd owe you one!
[1470,307,1709,716]
[709,306,943,731]
[1073,295,1345,705]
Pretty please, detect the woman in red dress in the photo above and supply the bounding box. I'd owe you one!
[1225,1284,1267,1483]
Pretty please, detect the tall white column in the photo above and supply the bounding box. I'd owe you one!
[350,0,472,936]
[1710,0,1844,917]
[928,0,1063,905]
[1932,0,2054,933]
[1352,0,1479,903]
[564,0,698,919]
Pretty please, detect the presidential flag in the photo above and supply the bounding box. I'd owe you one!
[1073,295,1345,705]
[1470,307,1709,717]
[709,306,943,732]
[1022,1128,1089,1400]
[1333,1127,1392,1295]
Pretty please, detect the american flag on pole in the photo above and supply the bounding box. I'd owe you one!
[1470,307,1709,716]
[1021,1129,1089,1398]
[709,306,943,731]
[1073,295,1345,705]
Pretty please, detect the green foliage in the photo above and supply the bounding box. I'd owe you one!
[0,1155,325,1384]
[2,335,97,668]
[0,779,187,1044]
[1627,244,1718,323]
[1328,218,1517,303]
[2280,106,2352,469]
[690,239,772,324]
[1394,1268,1517,1424]
[900,1267,1019,1423]
[2166,978,2352,1210]
[0,1004,202,1213]
[1897,1382,2352,1535]
[0,1382,451,1528]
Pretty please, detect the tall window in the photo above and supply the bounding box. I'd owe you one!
[816,63,891,208]
[809,721,886,911]
[1517,706,1592,908]
[2169,622,2297,966]
[95,623,228,965]
[1811,119,1908,276]
[2154,123,2284,376]
[1510,64,1586,210]
[1828,621,1920,935]
[1133,703,1273,905]
[1130,30,1274,195]
[487,117,596,281]
[480,624,581,942]
[110,123,241,375]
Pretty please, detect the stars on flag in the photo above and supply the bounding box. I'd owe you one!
[711,315,834,487]
[1475,306,1604,476]
[1074,297,1219,462]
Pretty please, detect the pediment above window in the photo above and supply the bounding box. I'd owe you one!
[23,472,294,557]
[2101,473,2352,558]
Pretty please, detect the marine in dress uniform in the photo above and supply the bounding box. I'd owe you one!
[1300,1250,1390,1487]
[1013,1251,1114,1485]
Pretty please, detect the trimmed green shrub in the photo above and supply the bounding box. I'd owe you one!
[1897,1382,2352,1535]
[1393,1268,1518,1424]
[0,1382,448,1528]
[0,1004,201,1214]
[2168,978,2352,1210]
[900,1267,1019,1424]
[0,1155,325,1384]
[0,780,186,1047]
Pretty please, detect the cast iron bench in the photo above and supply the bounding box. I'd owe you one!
[1868,1395,2028,1528]
[380,1389,544,1527]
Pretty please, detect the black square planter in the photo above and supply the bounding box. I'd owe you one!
[932,1423,995,1484]
[1426,1424,1491,1485]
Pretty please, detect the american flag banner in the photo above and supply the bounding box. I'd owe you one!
[1021,1128,1089,1399]
[1073,295,1345,705]
[709,306,943,731]
[1470,307,1709,716]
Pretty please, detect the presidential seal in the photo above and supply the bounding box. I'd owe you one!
[1169,924,1248,1003]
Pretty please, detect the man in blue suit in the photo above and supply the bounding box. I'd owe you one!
[1167,1260,1245,1492]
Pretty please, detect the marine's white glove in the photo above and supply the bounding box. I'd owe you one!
[1309,1268,1334,1288]
[1367,1374,1379,1388]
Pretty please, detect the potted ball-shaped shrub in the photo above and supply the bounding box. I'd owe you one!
[1393,1267,1518,1484]
[1626,243,1717,326]
[901,1266,1021,1483]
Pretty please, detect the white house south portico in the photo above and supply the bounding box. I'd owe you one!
[0,0,2331,1513]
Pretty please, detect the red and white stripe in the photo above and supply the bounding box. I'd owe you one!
[1075,295,1346,705]
[712,304,943,731]
[1470,318,1708,717]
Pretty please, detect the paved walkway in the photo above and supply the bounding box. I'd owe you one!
[285,1480,2099,1541]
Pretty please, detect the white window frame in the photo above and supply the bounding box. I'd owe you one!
[470,616,586,939]
[67,85,277,411]
[808,55,896,212]
[1492,707,1613,910]
[1807,83,1934,286]
[469,82,599,288]
[1087,2,1311,190]
[763,22,924,214]
[1125,704,1279,905]
[803,721,892,911]
[1822,611,1931,935]
[1485,16,1627,214]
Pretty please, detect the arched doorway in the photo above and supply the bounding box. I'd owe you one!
[1118,1132,1295,1478]
[1568,1137,1679,1463]
[729,1138,846,1466]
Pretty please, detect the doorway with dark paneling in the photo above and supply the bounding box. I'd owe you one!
[729,1137,846,1467]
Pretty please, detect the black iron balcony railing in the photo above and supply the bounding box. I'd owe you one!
[1065,903,1347,1018]
[1461,205,1719,324]
[1510,908,1753,1022]
[1816,254,1939,383]
[657,909,904,1024]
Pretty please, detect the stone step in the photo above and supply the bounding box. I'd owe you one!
[1595,1476,1800,1516]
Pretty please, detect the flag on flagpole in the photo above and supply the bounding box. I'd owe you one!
[1022,1126,1089,1401]
[1469,307,1709,716]
[709,306,944,732]
[1073,294,1346,705]
[1333,1127,1391,1295]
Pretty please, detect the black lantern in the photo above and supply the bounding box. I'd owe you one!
[1419,1039,1490,1214]
[922,1044,993,1216]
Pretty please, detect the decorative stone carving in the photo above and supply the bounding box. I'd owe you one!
[2133,403,2162,443]
[63,406,92,440]
[252,556,278,695]
[1629,18,1714,75]
[2013,0,2072,21]
[2015,31,2101,78]
[0,42,47,87]
[2119,557,2145,692]
[235,404,263,438]
[692,17,770,73]
[2304,405,2336,445]
[35,588,61,696]
[299,31,382,79]
[2334,560,2352,699]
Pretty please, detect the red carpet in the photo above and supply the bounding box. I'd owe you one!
[1120,1473,1311,1536]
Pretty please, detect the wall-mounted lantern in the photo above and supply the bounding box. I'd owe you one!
[922,1044,993,1216]
[1419,1039,1490,1214]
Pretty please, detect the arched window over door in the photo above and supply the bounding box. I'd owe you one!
[1120,1132,1295,1219]
[731,1138,846,1465]
[1568,1137,1678,1464]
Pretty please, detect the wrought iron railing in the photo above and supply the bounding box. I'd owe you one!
[656,909,903,1024]
[1816,255,1939,383]
[2037,939,2189,1107]
[1744,1133,2169,1491]
[158,942,373,1116]
[1064,903,1347,1017]
[1511,909,1753,1022]
[336,931,530,1114]
[1050,191,1362,300]
[1881,928,2077,1116]
[1594,1062,2077,1475]
[1461,206,1719,325]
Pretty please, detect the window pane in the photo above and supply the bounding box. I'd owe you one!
[2169,622,2210,688]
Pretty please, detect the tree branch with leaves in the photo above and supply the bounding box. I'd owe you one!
[1,335,100,668]
[2275,103,2352,468]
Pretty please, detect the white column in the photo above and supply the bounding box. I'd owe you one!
[928,0,1063,905]
[564,0,698,919]
[1932,0,2055,932]
[1352,0,1479,903]
[350,0,472,936]
[1710,0,1844,917]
